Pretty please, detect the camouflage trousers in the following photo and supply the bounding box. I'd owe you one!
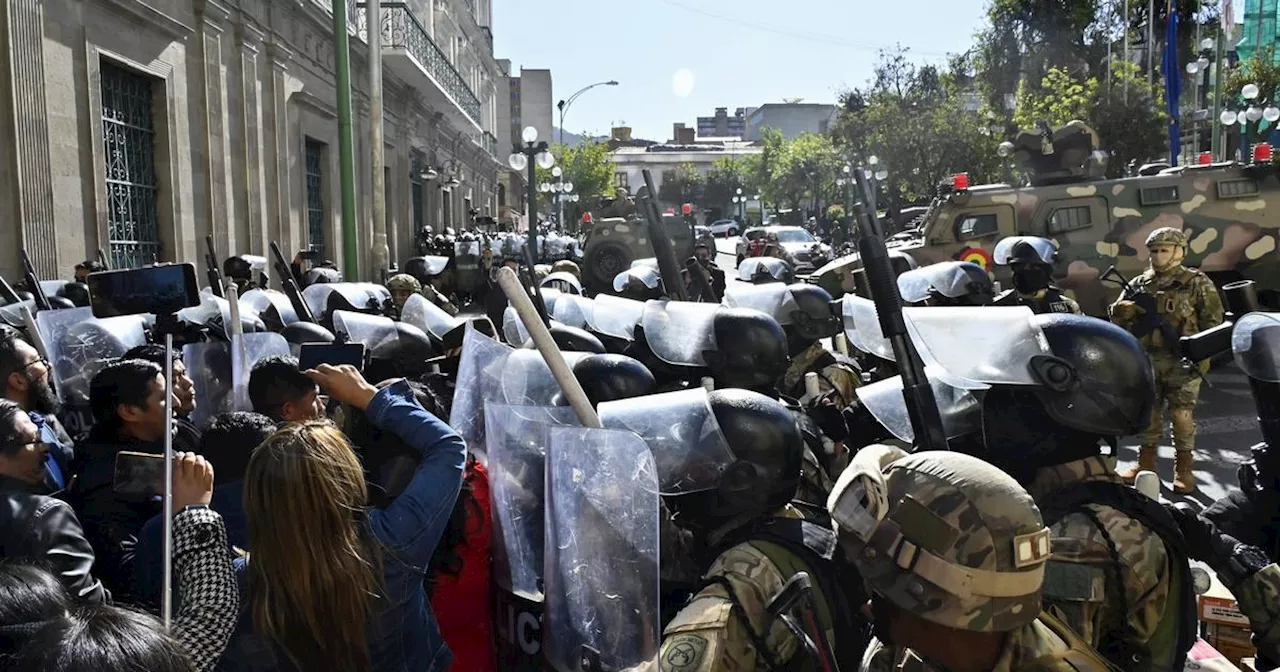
[1139,354,1202,454]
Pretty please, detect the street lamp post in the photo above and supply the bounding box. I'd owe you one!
[557,80,620,147]
[837,164,854,244]
[1220,83,1279,161]
[539,166,575,232]
[733,188,745,222]
[509,126,556,259]
[1187,37,1221,159]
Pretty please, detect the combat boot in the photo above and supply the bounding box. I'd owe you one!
[1173,452,1196,494]
[1119,447,1157,484]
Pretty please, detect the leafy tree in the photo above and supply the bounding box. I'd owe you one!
[704,157,751,220]
[537,141,614,223]
[1224,46,1280,145]
[771,133,840,217]
[657,163,705,209]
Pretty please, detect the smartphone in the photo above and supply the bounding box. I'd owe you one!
[298,342,366,372]
[87,263,201,318]
[113,451,165,498]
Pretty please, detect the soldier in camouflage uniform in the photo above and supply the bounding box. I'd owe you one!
[619,389,866,672]
[385,273,421,313]
[954,312,1195,671]
[991,236,1082,315]
[1110,227,1225,494]
[828,445,1111,672]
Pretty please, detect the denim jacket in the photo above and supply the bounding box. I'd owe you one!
[216,380,465,672]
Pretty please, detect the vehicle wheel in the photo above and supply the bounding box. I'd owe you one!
[584,242,633,292]
[736,255,744,267]
[729,228,739,237]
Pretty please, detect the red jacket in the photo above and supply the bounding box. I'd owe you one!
[429,459,496,672]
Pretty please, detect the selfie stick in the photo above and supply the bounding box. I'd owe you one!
[495,267,600,428]
[161,327,175,628]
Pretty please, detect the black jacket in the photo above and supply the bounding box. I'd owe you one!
[0,474,106,602]
[68,430,163,601]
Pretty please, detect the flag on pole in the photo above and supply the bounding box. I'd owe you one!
[1164,0,1182,164]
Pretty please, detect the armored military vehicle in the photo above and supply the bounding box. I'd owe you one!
[814,121,1280,316]
[581,213,716,294]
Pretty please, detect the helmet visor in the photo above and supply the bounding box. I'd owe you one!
[598,388,734,494]
[902,306,1049,389]
[993,237,1056,266]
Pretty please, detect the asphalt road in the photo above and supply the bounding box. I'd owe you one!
[713,236,1255,508]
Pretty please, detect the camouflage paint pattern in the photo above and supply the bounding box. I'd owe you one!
[625,509,821,672]
[859,617,1112,671]
[815,163,1280,317]
[1229,563,1280,662]
[780,342,862,408]
[581,215,718,294]
[1026,457,1175,664]
[835,452,1048,634]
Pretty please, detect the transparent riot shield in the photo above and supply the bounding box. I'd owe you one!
[179,290,266,335]
[551,294,593,330]
[239,289,299,328]
[993,236,1057,266]
[38,308,147,435]
[332,310,398,350]
[855,366,983,444]
[545,426,660,672]
[450,324,516,458]
[585,295,646,342]
[630,258,660,270]
[503,306,530,346]
[641,301,718,367]
[486,404,583,669]
[184,341,233,428]
[901,306,1047,389]
[500,349,588,407]
[39,280,68,300]
[401,293,463,341]
[723,283,799,325]
[302,283,390,320]
[598,388,735,494]
[0,300,36,328]
[455,241,482,294]
[842,294,895,362]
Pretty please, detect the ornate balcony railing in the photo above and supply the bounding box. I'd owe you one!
[373,2,482,127]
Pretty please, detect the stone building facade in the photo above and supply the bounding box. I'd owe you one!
[0,0,506,283]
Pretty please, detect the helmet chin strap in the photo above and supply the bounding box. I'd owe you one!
[1151,246,1186,273]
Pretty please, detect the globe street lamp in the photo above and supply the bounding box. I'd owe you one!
[509,126,555,257]
[557,80,620,146]
[538,166,575,231]
[1219,83,1279,161]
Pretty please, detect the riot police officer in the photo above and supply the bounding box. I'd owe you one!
[913,309,1196,671]
[897,261,994,306]
[992,236,1082,315]
[223,255,258,295]
[1110,227,1224,493]
[829,447,1111,671]
[604,389,867,671]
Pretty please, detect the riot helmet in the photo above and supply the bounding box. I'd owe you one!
[613,267,663,302]
[281,321,336,351]
[224,255,253,281]
[887,250,919,278]
[704,307,790,394]
[57,282,91,308]
[544,322,606,354]
[829,450,1050,635]
[994,236,1058,295]
[569,354,656,406]
[897,261,993,306]
[738,257,795,285]
[302,267,341,287]
[542,272,583,296]
[386,274,422,309]
[366,322,439,383]
[551,260,581,279]
[723,283,840,356]
[47,296,75,310]
[705,389,804,517]
[403,256,449,285]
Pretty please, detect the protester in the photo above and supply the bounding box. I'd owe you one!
[0,563,72,655]
[0,400,105,602]
[122,344,201,454]
[246,356,324,423]
[0,326,73,493]
[73,260,104,284]
[218,364,466,672]
[4,453,240,672]
[70,358,173,599]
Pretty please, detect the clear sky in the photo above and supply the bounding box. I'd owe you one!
[492,0,992,142]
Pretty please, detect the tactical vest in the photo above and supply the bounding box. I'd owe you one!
[1037,481,1197,672]
[994,288,1077,315]
[1135,268,1205,350]
[705,517,870,671]
[1022,609,1123,672]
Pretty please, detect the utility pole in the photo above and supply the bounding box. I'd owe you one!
[334,0,359,277]
[1147,0,1155,89]
[370,0,388,277]
[1213,23,1227,159]
[1124,0,1131,104]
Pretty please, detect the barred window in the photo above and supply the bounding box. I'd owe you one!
[956,213,998,241]
[305,139,326,259]
[1047,205,1092,234]
[101,61,161,269]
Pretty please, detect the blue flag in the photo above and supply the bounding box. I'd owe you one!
[1164,3,1182,165]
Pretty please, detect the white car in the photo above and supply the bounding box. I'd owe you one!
[768,226,832,273]
[708,219,740,237]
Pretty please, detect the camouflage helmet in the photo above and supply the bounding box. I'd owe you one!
[386,274,421,293]
[551,259,582,280]
[1145,227,1188,249]
[829,450,1051,633]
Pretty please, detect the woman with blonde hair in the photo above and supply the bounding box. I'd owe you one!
[216,364,466,672]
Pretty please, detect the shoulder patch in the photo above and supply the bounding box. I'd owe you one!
[1042,560,1106,602]
[662,634,709,672]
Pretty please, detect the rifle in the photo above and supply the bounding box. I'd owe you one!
[1101,265,1180,353]
[21,251,50,311]
[95,249,110,271]
[205,235,225,298]
[850,167,947,452]
[766,572,841,672]
[637,169,688,301]
[269,242,316,324]
[685,257,719,303]
[0,273,20,304]
[521,245,552,327]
